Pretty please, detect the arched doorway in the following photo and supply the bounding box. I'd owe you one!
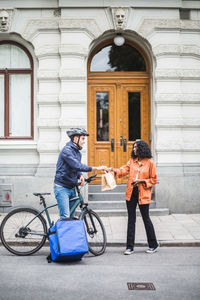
[87,40,150,184]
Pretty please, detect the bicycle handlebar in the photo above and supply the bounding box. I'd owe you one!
[77,172,97,187]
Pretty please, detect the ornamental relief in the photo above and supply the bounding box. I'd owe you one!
[0,9,14,32]
[153,44,200,57]
[23,18,101,42]
[138,19,200,38]
[111,7,129,30]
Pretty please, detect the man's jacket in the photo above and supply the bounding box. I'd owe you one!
[54,141,92,188]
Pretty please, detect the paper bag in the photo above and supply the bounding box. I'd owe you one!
[101,172,117,192]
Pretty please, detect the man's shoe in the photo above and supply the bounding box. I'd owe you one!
[146,245,159,254]
[124,248,134,255]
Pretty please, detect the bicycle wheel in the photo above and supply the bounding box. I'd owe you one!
[0,207,47,256]
[82,210,106,256]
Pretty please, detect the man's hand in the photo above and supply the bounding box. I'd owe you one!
[92,166,107,171]
[79,175,85,186]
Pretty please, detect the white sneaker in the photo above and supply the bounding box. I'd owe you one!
[124,248,134,255]
[146,245,159,254]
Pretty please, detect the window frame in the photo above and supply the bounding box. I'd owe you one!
[0,41,34,140]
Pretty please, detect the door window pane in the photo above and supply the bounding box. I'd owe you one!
[0,44,30,69]
[96,92,109,141]
[0,75,4,136]
[9,74,31,136]
[90,44,146,72]
[129,92,141,141]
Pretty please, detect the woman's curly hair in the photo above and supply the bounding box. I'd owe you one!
[131,140,152,159]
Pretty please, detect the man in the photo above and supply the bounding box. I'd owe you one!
[54,128,106,218]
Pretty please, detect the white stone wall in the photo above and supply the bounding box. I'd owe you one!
[0,0,200,212]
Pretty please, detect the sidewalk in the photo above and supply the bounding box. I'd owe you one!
[101,214,200,247]
[0,213,200,247]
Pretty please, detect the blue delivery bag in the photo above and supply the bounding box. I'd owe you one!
[48,218,89,262]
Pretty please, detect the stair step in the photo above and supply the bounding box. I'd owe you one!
[88,200,156,210]
[76,208,169,217]
[88,192,125,201]
[88,184,126,193]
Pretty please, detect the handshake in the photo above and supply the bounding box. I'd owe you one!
[93,166,117,174]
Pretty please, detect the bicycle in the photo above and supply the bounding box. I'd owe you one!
[0,173,107,257]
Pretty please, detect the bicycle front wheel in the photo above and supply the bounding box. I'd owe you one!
[0,207,47,256]
[82,210,106,256]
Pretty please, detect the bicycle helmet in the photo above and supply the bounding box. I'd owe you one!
[66,128,89,150]
[66,128,89,138]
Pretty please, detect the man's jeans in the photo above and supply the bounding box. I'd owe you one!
[54,184,76,219]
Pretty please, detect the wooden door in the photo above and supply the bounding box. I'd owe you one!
[88,80,150,184]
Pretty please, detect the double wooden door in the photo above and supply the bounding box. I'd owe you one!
[87,78,150,184]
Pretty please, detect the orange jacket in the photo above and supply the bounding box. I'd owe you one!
[116,158,157,204]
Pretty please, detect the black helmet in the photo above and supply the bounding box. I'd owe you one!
[66,128,89,139]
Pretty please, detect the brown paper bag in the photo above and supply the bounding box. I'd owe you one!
[101,172,117,192]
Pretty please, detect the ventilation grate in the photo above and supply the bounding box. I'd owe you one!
[127,282,156,290]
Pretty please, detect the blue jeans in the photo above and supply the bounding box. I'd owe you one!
[54,184,76,219]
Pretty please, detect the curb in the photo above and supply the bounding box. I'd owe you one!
[106,241,200,247]
[1,241,200,248]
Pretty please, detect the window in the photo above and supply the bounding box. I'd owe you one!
[90,43,146,72]
[0,42,33,139]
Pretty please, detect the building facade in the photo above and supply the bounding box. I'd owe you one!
[0,0,200,213]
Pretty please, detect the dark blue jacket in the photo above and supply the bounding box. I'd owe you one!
[54,141,92,188]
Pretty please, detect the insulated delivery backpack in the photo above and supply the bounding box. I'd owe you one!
[47,218,89,262]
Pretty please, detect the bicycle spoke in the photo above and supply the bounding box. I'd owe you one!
[83,210,106,256]
[0,208,47,255]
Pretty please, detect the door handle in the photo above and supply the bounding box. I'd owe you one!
[120,136,123,146]
[123,139,127,152]
[111,138,114,152]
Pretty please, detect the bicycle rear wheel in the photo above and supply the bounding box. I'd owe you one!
[82,210,106,256]
[0,207,47,256]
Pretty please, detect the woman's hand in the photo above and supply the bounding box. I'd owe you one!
[132,179,146,187]
[105,167,118,175]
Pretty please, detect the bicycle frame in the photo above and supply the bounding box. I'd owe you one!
[22,192,85,237]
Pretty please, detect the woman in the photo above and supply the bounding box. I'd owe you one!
[109,140,159,254]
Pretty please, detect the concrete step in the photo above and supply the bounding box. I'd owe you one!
[88,200,156,210]
[88,184,126,193]
[88,192,125,201]
[76,208,169,217]
[87,184,167,216]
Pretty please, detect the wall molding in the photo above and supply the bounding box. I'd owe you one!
[155,69,200,80]
[153,44,200,58]
[138,19,200,38]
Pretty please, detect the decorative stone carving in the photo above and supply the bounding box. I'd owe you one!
[23,19,58,41]
[153,44,200,58]
[23,18,102,42]
[112,7,128,30]
[0,9,10,32]
[54,8,61,17]
[59,19,101,39]
[138,19,200,38]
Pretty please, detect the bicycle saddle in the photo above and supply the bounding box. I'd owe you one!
[33,193,51,197]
